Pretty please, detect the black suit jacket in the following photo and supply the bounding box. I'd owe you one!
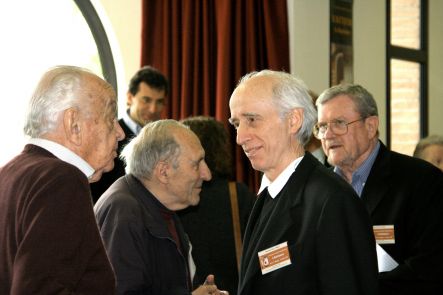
[362,142,443,294]
[238,153,379,295]
[90,118,135,203]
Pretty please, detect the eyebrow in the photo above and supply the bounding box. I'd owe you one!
[229,112,261,124]
[141,96,165,101]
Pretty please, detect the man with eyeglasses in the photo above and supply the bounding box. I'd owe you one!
[315,84,443,295]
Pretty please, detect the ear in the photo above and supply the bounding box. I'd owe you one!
[154,161,170,184]
[288,108,304,134]
[127,92,134,107]
[63,108,82,146]
[365,116,379,138]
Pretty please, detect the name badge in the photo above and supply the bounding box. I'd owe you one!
[258,241,292,275]
[373,225,395,244]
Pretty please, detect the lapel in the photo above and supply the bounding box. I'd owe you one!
[361,141,392,215]
[239,189,267,278]
[238,153,318,294]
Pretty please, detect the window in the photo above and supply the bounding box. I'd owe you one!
[0,0,116,165]
[387,0,428,155]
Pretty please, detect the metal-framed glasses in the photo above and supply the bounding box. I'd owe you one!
[313,117,367,139]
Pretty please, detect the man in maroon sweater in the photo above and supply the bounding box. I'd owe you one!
[0,65,125,294]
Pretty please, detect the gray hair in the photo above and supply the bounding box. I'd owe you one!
[24,65,95,138]
[237,70,317,146]
[121,119,190,180]
[413,135,443,159]
[316,84,379,118]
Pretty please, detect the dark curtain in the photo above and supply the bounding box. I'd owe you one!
[141,0,289,193]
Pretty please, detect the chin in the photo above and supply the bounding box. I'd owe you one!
[102,161,115,173]
[191,196,201,206]
[89,171,103,183]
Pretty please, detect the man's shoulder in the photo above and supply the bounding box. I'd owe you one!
[289,154,358,200]
[4,146,84,181]
[118,118,135,137]
[376,146,440,176]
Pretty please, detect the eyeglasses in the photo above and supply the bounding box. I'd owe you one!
[313,117,367,139]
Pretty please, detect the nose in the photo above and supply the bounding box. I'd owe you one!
[200,161,212,181]
[235,122,251,146]
[115,120,125,141]
[147,102,158,114]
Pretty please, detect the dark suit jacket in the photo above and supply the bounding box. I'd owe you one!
[362,142,443,294]
[238,153,379,295]
[90,118,135,203]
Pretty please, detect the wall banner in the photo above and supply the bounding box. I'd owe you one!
[330,0,353,86]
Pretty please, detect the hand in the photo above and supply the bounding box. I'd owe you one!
[192,274,229,295]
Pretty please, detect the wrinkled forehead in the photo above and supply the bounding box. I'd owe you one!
[230,79,274,112]
[318,95,359,118]
[177,130,204,158]
[83,75,117,115]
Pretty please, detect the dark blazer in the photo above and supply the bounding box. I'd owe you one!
[238,153,379,295]
[362,142,443,294]
[90,118,135,203]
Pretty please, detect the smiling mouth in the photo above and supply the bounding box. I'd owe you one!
[243,146,261,157]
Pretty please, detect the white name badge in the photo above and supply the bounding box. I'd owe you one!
[373,225,395,244]
[258,241,292,275]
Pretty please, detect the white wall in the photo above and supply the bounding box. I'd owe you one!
[288,0,329,94]
[289,0,386,141]
[353,0,386,141]
[95,0,142,116]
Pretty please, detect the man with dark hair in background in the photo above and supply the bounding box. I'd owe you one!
[91,65,169,202]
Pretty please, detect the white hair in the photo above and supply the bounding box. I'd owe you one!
[24,65,93,138]
[237,70,317,146]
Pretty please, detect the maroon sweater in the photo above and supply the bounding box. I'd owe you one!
[0,144,115,295]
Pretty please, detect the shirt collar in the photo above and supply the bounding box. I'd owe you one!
[28,138,95,179]
[122,108,143,135]
[335,141,380,196]
[258,156,304,199]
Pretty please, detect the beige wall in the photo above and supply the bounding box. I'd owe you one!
[98,0,442,140]
[95,0,142,115]
[289,0,386,141]
[429,0,443,135]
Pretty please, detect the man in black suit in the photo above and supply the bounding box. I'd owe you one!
[90,66,169,203]
[228,70,378,295]
[315,84,443,294]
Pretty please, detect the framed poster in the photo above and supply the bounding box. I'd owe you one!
[330,0,353,86]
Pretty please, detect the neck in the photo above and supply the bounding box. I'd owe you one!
[265,144,305,182]
[339,138,378,183]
